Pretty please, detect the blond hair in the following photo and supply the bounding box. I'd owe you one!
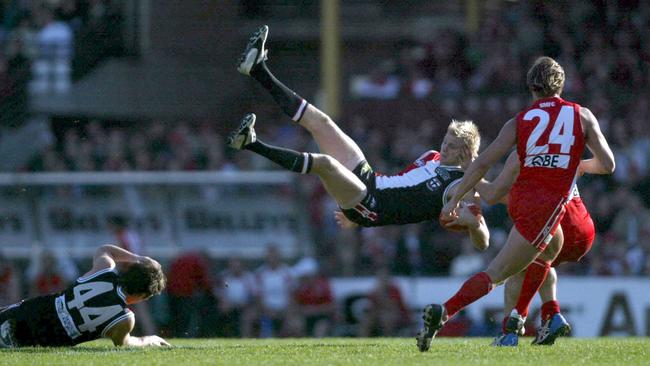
[526,56,565,97]
[447,120,481,163]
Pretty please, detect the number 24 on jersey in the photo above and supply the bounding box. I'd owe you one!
[523,106,576,169]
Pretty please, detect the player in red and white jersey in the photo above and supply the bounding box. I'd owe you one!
[416,56,614,352]
[228,26,490,251]
[463,151,604,346]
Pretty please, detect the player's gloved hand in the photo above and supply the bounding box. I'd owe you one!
[334,211,358,229]
[443,202,480,230]
[144,335,171,347]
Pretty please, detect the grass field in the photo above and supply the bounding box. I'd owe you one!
[1,338,649,366]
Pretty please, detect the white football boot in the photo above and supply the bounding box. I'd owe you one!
[227,113,257,150]
[237,25,269,76]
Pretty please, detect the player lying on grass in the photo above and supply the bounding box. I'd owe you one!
[0,245,169,348]
[453,151,610,346]
[416,56,614,352]
[229,25,489,250]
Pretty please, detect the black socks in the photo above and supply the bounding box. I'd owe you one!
[245,140,313,174]
[251,62,308,122]
[246,61,313,171]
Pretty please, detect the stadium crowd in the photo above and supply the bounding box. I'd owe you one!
[0,1,648,338]
[0,0,123,126]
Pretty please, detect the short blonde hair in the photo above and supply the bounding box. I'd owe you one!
[447,120,481,163]
[526,56,565,97]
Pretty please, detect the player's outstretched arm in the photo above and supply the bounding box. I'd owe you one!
[443,201,490,251]
[85,244,160,278]
[98,244,160,267]
[106,316,171,347]
[475,150,519,205]
[578,157,613,176]
[443,119,517,216]
[580,107,615,174]
[466,208,490,251]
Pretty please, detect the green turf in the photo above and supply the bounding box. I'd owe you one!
[1,338,649,366]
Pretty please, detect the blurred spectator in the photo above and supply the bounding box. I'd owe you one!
[253,245,294,337]
[589,235,627,276]
[359,226,400,273]
[0,47,30,127]
[26,249,76,297]
[392,225,423,276]
[30,6,73,94]
[351,60,401,99]
[107,214,143,254]
[290,257,336,337]
[217,258,256,337]
[5,15,38,60]
[358,268,410,337]
[399,47,433,99]
[0,253,21,306]
[166,251,218,337]
[609,193,650,247]
[403,68,433,99]
[449,238,484,277]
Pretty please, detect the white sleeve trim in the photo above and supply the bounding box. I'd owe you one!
[101,311,134,338]
[116,286,128,303]
[77,266,117,283]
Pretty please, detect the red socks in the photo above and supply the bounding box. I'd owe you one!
[444,272,494,318]
[515,258,551,318]
[541,300,561,321]
[444,263,556,324]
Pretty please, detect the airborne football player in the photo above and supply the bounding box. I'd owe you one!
[229,25,489,250]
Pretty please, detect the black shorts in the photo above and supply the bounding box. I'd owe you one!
[1,296,72,347]
[341,161,381,227]
[340,160,457,227]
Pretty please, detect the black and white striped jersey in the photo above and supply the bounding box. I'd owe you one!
[8,267,133,347]
[342,150,464,227]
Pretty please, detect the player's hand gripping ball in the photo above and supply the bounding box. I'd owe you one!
[438,202,482,232]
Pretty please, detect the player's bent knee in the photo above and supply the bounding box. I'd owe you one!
[303,106,333,127]
[309,115,337,135]
[318,113,335,127]
[540,240,562,262]
[311,154,338,172]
